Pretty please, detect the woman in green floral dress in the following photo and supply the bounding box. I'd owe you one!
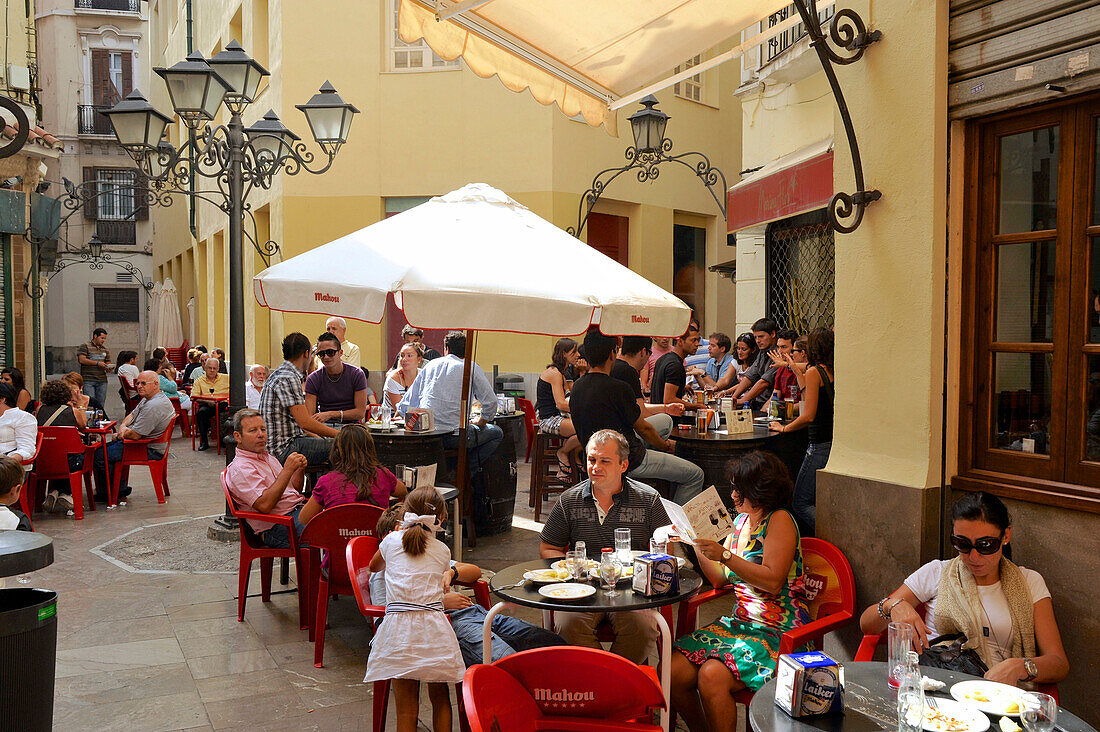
[671,450,810,732]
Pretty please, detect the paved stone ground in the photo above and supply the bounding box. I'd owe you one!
[19,385,722,730]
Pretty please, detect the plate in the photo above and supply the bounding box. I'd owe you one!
[923,698,991,732]
[366,423,394,431]
[523,568,568,583]
[551,559,599,572]
[950,680,1027,717]
[588,565,634,579]
[538,583,596,601]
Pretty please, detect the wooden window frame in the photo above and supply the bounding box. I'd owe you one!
[956,91,1100,513]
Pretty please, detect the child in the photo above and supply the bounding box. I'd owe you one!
[0,455,31,530]
[297,425,407,526]
[364,487,464,732]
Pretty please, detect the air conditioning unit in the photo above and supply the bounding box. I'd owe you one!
[7,65,30,91]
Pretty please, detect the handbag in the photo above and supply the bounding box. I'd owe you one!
[918,633,988,677]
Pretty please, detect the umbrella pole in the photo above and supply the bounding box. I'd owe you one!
[456,329,476,554]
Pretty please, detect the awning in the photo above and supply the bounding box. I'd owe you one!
[399,0,791,134]
[727,137,833,232]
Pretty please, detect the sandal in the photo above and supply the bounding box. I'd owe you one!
[555,458,573,480]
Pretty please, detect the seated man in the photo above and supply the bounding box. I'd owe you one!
[305,332,368,425]
[0,455,30,530]
[245,364,267,410]
[688,332,735,392]
[650,325,703,413]
[259,332,338,466]
[192,357,230,451]
[613,336,684,441]
[0,382,38,463]
[737,328,797,409]
[226,409,308,548]
[571,328,704,505]
[370,504,565,666]
[540,430,671,663]
[93,370,176,501]
[725,318,778,408]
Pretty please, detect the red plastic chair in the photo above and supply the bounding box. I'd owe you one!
[853,602,1060,702]
[345,535,490,732]
[164,346,187,371]
[109,415,176,507]
[463,647,664,732]
[299,503,385,667]
[221,469,309,627]
[118,375,140,415]
[517,397,537,462]
[672,537,856,724]
[23,428,95,522]
[14,432,43,528]
[168,396,192,437]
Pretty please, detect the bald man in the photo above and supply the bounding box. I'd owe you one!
[93,370,176,502]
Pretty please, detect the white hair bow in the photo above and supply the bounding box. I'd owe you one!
[402,512,440,533]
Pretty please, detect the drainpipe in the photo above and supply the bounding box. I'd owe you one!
[186,0,196,239]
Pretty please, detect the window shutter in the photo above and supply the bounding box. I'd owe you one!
[120,53,133,97]
[134,172,148,221]
[91,49,110,107]
[83,167,97,219]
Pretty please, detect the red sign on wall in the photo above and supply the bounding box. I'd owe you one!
[726,151,834,232]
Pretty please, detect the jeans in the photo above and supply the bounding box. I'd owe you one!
[644,413,674,441]
[792,441,831,537]
[447,604,565,667]
[443,423,504,476]
[259,504,306,548]
[92,441,163,494]
[629,449,705,505]
[279,436,335,467]
[83,381,106,406]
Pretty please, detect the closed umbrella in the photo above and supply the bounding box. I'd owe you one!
[158,278,185,350]
[144,281,162,354]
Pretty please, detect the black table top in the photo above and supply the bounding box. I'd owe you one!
[672,424,781,443]
[489,558,701,612]
[749,661,1096,732]
[0,531,53,578]
[365,427,452,439]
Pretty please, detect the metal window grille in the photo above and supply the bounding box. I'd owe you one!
[674,55,704,102]
[765,210,834,333]
[94,169,136,221]
[93,287,139,322]
[389,0,459,70]
[765,2,835,65]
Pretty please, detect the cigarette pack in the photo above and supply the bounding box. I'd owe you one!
[773,651,843,718]
[631,553,679,596]
[404,408,434,432]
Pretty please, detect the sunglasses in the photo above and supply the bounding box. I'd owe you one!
[950,533,1004,555]
[315,349,339,358]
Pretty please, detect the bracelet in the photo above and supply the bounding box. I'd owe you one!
[340,410,343,421]
[887,598,903,618]
[877,597,893,621]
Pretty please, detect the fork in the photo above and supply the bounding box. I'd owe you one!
[926,695,939,711]
[494,579,528,590]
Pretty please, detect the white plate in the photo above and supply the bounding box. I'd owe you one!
[366,423,394,431]
[587,565,634,579]
[523,569,568,583]
[950,680,1027,718]
[551,559,599,572]
[923,698,991,732]
[538,583,596,601]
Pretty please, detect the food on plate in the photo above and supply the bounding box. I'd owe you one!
[999,717,1022,732]
[924,707,972,732]
[526,568,568,581]
[965,691,991,703]
[1004,702,1020,715]
[551,558,598,572]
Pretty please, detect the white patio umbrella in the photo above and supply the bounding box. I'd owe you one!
[146,278,185,353]
[253,183,690,551]
[144,281,161,354]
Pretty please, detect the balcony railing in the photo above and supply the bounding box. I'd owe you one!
[95,219,136,246]
[764,3,835,65]
[78,105,113,135]
[75,0,140,11]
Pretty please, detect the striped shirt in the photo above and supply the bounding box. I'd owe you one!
[540,478,671,558]
[259,360,306,458]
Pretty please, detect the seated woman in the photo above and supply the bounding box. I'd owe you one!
[181,348,203,384]
[859,491,1069,687]
[2,367,32,411]
[671,451,808,732]
[298,424,407,524]
[62,372,106,418]
[151,347,177,381]
[146,358,191,412]
[384,342,422,410]
[36,379,88,515]
[116,351,140,402]
[535,337,581,477]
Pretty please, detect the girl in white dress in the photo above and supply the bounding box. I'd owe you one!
[364,486,465,732]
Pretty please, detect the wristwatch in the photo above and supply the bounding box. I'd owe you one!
[1023,658,1038,681]
[721,549,732,562]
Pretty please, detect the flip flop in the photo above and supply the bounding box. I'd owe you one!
[555,458,573,480]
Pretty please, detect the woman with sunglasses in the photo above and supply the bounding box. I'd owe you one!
[859,491,1069,687]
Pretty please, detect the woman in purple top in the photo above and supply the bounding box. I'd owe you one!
[299,424,407,524]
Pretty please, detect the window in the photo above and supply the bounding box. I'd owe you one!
[957,93,1100,507]
[586,212,629,266]
[673,224,705,313]
[90,49,132,107]
[82,168,144,244]
[674,55,704,103]
[387,0,459,71]
[95,169,136,220]
[765,210,834,333]
[94,287,140,323]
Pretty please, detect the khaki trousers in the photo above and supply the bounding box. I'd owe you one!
[552,610,658,664]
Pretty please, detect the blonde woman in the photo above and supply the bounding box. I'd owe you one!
[384,342,422,410]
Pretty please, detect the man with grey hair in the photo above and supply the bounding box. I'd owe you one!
[92,370,175,503]
[392,324,441,368]
[245,364,267,410]
[323,316,360,367]
[538,429,671,663]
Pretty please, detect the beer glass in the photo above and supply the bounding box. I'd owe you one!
[887,622,915,688]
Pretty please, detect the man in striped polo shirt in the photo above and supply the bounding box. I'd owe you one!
[539,429,671,663]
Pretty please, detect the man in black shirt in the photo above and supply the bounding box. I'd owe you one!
[613,336,685,442]
[650,325,703,413]
[727,317,778,409]
[570,328,704,504]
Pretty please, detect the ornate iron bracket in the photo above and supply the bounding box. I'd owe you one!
[567,140,727,237]
[791,0,882,233]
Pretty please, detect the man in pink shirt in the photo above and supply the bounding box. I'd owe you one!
[226,408,308,548]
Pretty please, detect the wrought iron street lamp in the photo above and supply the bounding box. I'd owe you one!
[568,95,726,237]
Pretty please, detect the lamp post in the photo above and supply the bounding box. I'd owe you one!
[103,40,357,536]
[567,95,726,237]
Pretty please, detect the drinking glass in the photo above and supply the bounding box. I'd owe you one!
[1021,693,1057,732]
[649,537,667,555]
[614,528,632,564]
[565,550,585,581]
[887,621,915,688]
[896,651,924,732]
[599,551,622,596]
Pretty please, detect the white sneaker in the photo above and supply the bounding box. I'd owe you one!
[55,493,74,514]
[42,490,58,513]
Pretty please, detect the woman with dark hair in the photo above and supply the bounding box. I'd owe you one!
[860,492,1068,687]
[116,350,140,403]
[1,367,32,411]
[212,347,228,373]
[36,379,86,514]
[671,451,809,732]
[298,424,407,524]
[151,347,177,380]
[714,332,759,393]
[535,337,580,477]
[768,328,834,535]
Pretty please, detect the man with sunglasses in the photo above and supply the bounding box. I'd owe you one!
[304,332,368,426]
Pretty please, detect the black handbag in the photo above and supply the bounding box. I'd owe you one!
[918,633,988,677]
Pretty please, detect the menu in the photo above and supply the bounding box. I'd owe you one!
[660,487,736,543]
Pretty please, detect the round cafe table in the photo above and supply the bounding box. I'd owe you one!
[748,661,1096,732]
[486,558,703,732]
[673,424,779,505]
[0,531,52,579]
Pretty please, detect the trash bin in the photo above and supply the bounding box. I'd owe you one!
[0,588,58,732]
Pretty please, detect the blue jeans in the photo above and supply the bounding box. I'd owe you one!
[259,504,306,548]
[447,603,566,667]
[443,423,504,476]
[792,441,831,537]
[84,381,107,406]
[92,441,163,494]
[279,436,335,467]
[629,449,705,505]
